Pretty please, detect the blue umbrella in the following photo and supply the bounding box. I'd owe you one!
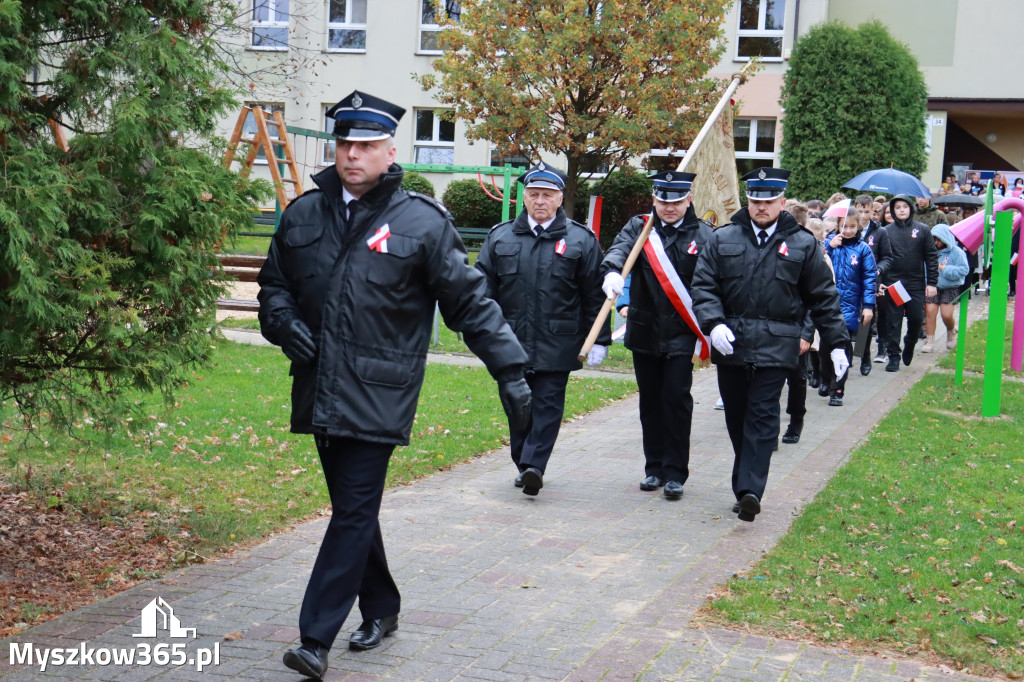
[842,168,932,198]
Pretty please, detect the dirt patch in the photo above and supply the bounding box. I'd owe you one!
[0,485,184,639]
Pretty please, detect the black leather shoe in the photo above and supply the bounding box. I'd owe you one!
[860,362,871,376]
[639,475,665,491]
[283,641,329,679]
[514,471,524,488]
[349,615,398,651]
[663,480,684,499]
[817,383,830,397]
[781,424,802,444]
[829,393,843,407]
[520,467,543,496]
[737,493,760,522]
[902,343,914,366]
[731,502,740,514]
[807,374,820,389]
[885,355,900,372]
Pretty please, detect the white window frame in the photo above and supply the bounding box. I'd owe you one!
[413,109,455,165]
[243,102,285,165]
[735,0,784,62]
[734,117,777,170]
[326,0,367,52]
[418,0,460,55]
[251,0,289,50]
[321,105,337,167]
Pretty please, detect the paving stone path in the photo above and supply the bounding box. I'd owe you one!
[2,306,998,681]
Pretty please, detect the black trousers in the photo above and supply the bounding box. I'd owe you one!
[510,371,569,474]
[633,352,694,482]
[716,364,790,500]
[299,436,400,649]
[784,356,807,419]
[880,291,924,359]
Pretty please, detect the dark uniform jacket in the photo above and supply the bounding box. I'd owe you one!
[476,208,610,372]
[601,206,713,357]
[691,208,848,370]
[880,199,939,292]
[257,164,526,445]
[861,220,894,281]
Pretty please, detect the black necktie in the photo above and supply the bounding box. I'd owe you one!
[758,229,769,248]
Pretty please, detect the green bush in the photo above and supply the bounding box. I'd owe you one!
[590,168,654,249]
[780,20,927,200]
[442,179,516,228]
[401,171,435,197]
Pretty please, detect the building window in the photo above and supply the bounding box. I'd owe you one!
[646,148,686,173]
[490,146,530,169]
[252,0,289,49]
[733,117,776,175]
[736,0,784,60]
[414,109,455,164]
[244,103,285,164]
[419,0,460,53]
[327,0,366,51]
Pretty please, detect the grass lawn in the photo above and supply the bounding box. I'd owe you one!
[937,316,1023,375]
[701,318,1024,677]
[222,233,273,256]
[1,340,636,558]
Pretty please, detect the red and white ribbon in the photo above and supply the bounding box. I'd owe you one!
[367,224,390,253]
[687,240,698,255]
[778,242,789,256]
[555,238,567,255]
[642,230,710,360]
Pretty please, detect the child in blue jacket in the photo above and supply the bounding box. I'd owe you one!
[924,223,970,351]
[822,207,876,406]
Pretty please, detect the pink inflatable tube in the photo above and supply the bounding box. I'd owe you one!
[949,197,1023,372]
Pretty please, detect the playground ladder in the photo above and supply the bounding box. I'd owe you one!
[223,106,304,208]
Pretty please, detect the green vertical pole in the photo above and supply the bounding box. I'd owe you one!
[515,181,524,217]
[982,181,994,271]
[954,289,969,385]
[981,211,1012,417]
[501,164,512,222]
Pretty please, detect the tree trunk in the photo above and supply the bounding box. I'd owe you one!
[563,155,579,220]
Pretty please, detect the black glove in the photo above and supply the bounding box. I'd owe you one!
[280,318,317,365]
[497,373,532,433]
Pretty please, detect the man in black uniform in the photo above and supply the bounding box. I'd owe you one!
[692,168,848,522]
[476,163,610,496]
[600,171,713,499]
[258,91,532,681]
[877,194,939,372]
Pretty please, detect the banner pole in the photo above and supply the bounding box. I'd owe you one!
[577,65,753,362]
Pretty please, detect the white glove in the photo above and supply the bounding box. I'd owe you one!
[586,344,607,367]
[831,348,849,381]
[602,272,625,299]
[710,324,735,356]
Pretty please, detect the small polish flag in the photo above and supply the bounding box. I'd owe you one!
[367,224,390,253]
[1011,252,1019,266]
[888,280,911,306]
[555,238,567,255]
[778,242,789,256]
[687,240,698,255]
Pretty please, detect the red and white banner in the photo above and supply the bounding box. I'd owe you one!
[587,195,603,239]
[642,229,710,360]
[367,224,390,253]
[887,280,911,306]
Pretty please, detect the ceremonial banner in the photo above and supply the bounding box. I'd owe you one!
[688,104,741,227]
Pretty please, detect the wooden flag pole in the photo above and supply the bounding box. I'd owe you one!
[578,65,752,362]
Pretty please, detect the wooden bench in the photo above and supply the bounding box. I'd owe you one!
[456,226,491,252]
[217,298,260,312]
